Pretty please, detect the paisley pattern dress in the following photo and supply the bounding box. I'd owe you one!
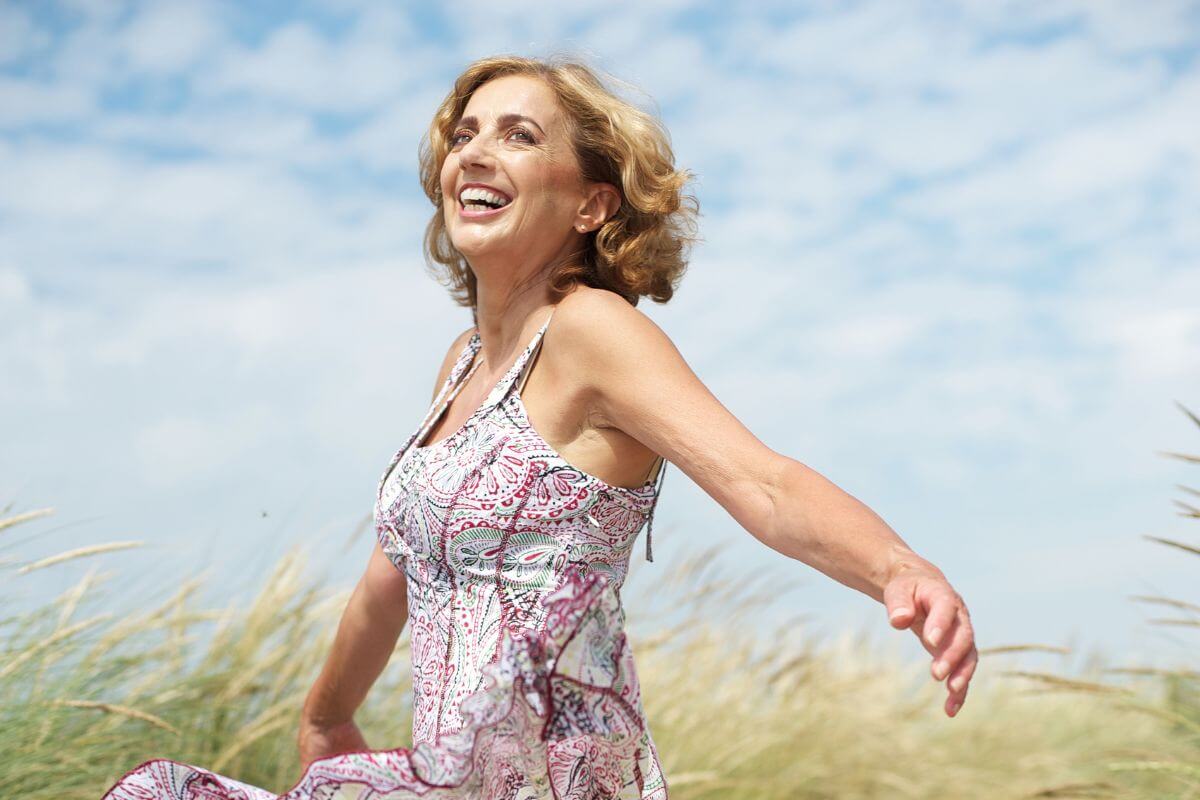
[101,307,671,799]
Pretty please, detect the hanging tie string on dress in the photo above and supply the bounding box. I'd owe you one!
[512,308,670,564]
[643,458,668,563]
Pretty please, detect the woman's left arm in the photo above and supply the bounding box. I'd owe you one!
[567,294,978,717]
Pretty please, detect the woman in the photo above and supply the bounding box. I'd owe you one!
[103,54,976,800]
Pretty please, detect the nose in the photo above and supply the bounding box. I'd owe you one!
[457,127,496,170]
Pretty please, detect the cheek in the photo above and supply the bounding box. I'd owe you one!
[440,157,457,201]
[530,165,579,213]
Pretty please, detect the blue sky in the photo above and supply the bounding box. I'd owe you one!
[3,0,1199,674]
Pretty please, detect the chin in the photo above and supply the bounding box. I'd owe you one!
[448,227,482,248]
[449,234,498,259]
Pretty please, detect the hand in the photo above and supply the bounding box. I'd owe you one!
[297,716,369,775]
[882,561,977,717]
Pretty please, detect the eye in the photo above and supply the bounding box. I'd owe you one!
[508,127,534,143]
[449,130,471,147]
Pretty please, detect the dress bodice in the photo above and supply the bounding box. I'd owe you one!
[373,307,669,745]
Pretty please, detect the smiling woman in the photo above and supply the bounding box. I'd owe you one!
[101,51,977,800]
[421,55,700,310]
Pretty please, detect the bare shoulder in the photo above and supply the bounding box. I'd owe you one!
[550,287,683,428]
[429,325,476,403]
[550,288,789,534]
[552,287,676,369]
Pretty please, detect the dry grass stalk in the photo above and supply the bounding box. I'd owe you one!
[980,643,1073,656]
[1000,670,1138,696]
[1140,534,1200,557]
[54,566,105,630]
[1104,666,1200,679]
[0,613,113,680]
[50,699,182,736]
[1127,595,1200,614]
[1028,780,1119,797]
[1157,450,1200,465]
[17,540,145,574]
[1145,617,1200,628]
[1105,760,1200,778]
[0,507,55,533]
[211,701,298,772]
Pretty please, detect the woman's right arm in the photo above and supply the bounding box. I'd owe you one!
[300,542,410,726]
[296,325,476,769]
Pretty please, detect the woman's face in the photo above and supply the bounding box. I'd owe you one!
[440,74,591,272]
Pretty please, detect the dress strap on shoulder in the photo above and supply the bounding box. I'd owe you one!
[482,307,556,411]
[409,330,481,443]
[514,307,556,396]
[447,330,483,389]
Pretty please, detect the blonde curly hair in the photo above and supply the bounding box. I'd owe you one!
[419,54,700,308]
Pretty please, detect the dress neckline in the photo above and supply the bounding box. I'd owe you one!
[377,304,669,519]
[411,311,554,453]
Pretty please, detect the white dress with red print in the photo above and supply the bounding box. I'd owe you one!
[102,307,670,799]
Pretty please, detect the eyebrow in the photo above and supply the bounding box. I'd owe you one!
[454,112,546,136]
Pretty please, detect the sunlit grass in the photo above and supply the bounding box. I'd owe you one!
[0,534,414,798]
[1,402,1196,798]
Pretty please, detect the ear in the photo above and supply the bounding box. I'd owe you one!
[574,182,622,233]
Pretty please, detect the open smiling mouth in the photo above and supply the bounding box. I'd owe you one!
[458,186,512,218]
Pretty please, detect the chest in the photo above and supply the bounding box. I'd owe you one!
[378,410,655,587]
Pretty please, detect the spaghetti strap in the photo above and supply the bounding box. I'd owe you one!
[504,307,556,403]
[412,356,483,450]
[405,331,484,452]
[512,305,666,564]
[643,458,668,562]
[421,333,483,431]
[376,331,482,503]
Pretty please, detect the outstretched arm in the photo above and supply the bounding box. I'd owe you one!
[753,459,977,718]
[563,291,978,718]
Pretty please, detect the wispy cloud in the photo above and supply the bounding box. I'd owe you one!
[2,0,1197,659]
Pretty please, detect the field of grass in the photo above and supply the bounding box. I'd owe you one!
[2,409,1197,798]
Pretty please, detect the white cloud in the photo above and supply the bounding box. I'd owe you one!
[0,140,428,280]
[904,72,1199,223]
[3,0,1198,660]
[1070,0,1200,53]
[0,76,95,124]
[197,21,422,113]
[134,413,259,488]
[96,105,322,161]
[117,2,226,74]
[0,265,31,306]
[0,5,51,66]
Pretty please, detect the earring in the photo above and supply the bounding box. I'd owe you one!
[578,225,586,232]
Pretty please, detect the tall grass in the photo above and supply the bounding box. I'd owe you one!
[1002,401,1200,798]
[0,404,1196,798]
[0,536,415,798]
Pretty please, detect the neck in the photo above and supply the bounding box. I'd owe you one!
[476,284,550,343]
[470,274,556,377]
[466,239,581,370]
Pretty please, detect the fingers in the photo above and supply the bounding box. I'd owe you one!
[946,643,978,696]
[932,610,978,717]
[883,567,978,716]
[921,588,960,649]
[944,647,976,717]
[883,574,919,629]
[945,682,968,717]
[932,608,976,683]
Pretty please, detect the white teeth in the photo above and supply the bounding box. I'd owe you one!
[459,186,511,208]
